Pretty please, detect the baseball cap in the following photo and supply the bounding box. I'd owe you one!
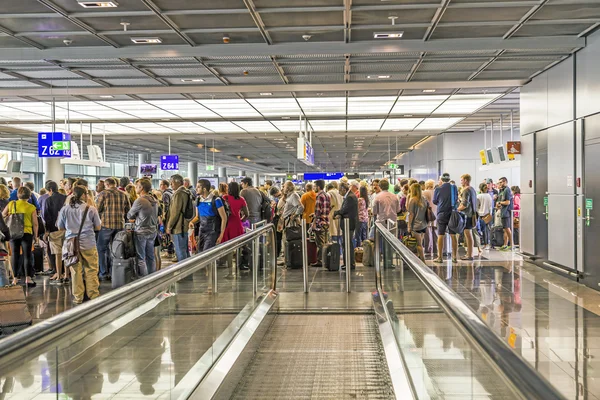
[485,178,493,184]
[440,173,451,182]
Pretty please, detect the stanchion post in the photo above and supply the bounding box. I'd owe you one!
[375,224,381,289]
[213,260,218,294]
[344,218,351,293]
[301,219,309,293]
[253,236,259,298]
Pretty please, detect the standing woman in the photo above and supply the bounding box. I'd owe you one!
[477,182,493,249]
[57,186,102,304]
[125,183,137,206]
[2,186,38,287]
[222,182,249,242]
[279,182,304,265]
[356,186,369,247]
[407,183,428,261]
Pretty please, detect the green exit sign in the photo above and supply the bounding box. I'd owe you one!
[586,198,593,210]
[388,163,397,169]
[53,141,70,151]
[206,165,215,171]
[543,197,548,207]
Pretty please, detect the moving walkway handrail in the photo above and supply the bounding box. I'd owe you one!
[374,222,564,400]
[0,223,278,372]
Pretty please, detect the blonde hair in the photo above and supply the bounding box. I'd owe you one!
[424,179,435,190]
[461,174,472,184]
[0,184,9,200]
[409,183,423,207]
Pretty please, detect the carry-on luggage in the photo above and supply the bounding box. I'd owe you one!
[111,229,136,259]
[285,239,303,269]
[111,257,137,289]
[362,240,375,267]
[32,244,44,273]
[307,239,318,265]
[402,235,419,255]
[0,285,32,336]
[323,242,341,271]
[491,226,504,247]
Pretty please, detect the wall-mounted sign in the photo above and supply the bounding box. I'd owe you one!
[161,154,179,170]
[38,132,71,158]
[297,137,315,166]
[507,141,521,155]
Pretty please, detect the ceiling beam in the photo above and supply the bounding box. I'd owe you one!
[118,58,171,86]
[0,25,45,49]
[423,0,451,41]
[44,59,113,88]
[243,0,273,45]
[0,70,52,88]
[139,0,196,47]
[0,36,584,61]
[503,0,549,39]
[0,79,528,97]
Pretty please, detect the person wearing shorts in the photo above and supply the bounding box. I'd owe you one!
[42,181,67,285]
[433,173,459,263]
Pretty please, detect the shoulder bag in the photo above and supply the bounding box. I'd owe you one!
[63,206,90,268]
[448,185,466,234]
[6,202,24,241]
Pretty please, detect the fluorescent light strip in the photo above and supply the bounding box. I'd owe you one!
[77,0,118,7]
[374,32,404,39]
[131,37,162,44]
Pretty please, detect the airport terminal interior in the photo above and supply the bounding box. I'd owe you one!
[0,0,600,399]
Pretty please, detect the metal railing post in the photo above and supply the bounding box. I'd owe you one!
[344,218,351,293]
[375,223,381,289]
[301,219,309,293]
[212,260,218,294]
[253,236,259,298]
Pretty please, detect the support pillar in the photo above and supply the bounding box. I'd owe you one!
[188,161,198,184]
[138,153,152,179]
[253,173,260,187]
[218,167,227,183]
[43,158,64,184]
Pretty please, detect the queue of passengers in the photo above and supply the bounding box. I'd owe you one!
[0,173,519,305]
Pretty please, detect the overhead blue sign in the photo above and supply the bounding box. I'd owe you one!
[38,132,71,158]
[303,172,344,180]
[161,154,179,170]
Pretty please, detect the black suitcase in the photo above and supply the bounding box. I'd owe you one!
[323,242,341,271]
[32,244,44,274]
[491,226,504,247]
[111,257,137,289]
[285,239,303,269]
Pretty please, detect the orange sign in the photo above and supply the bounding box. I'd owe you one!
[507,141,521,155]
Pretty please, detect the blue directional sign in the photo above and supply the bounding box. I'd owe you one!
[38,132,71,158]
[161,154,179,170]
[303,172,344,180]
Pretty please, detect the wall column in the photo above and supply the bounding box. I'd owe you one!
[43,157,64,184]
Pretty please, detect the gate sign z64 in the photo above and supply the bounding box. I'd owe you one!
[38,132,72,158]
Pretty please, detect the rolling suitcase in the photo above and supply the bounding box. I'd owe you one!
[307,239,318,265]
[354,247,363,264]
[323,242,341,271]
[0,285,32,336]
[285,239,303,269]
[363,240,375,267]
[491,226,504,247]
[111,257,138,289]
[32,244,44,274]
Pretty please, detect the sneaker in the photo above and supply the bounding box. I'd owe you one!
[499,246,512,252]
[50,278,64,286]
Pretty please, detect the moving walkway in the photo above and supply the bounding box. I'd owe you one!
[0,224,564,399]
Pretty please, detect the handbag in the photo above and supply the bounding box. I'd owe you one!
[425,201,436,223]
[482,213,493,224]
[448,185,466,234]
[6,202,24,241]
[62,206,89,268]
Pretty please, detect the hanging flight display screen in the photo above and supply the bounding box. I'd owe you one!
[303,172,344,180]
[38,132,71,158]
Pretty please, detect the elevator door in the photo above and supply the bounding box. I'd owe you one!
[535,130,548,260]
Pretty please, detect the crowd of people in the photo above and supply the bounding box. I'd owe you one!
[0,172,520,304]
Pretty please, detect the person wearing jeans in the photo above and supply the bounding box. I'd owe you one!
[310,180,331,267]
[166,174,192,262]
[96,177,131,280]
[128,178,159,276]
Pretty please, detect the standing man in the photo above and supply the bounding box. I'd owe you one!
[311,179,330,267]
[9,177,40,209]
[327,182,344,250]
[118,177,129,192]
[300,183,316,224]
[183,177,197,201]
[240,177,264,225]
[496,177,514,251]
[189,179,227,252]
[96,177,131,280]
[43,181,67,285]
[166,174,193,261]
[159,179,175,258]
[433,173,459,263]
[334,182,358,270]
[372,180,400,225]
[457,174,478,260]
[128,178,159,276]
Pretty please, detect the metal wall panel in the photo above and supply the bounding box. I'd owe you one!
[548,195,576,270]
[547,58,574,127]
[576,120,584,273]
[520,72,548,135]
[520,133,535,195]
[520,193,536,255]
[547,122,575,195]
[576,30,600,119]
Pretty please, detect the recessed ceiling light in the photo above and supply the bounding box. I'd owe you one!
[282,116,290,120]
[100,95,114,99]
[260,93,272,96]
[374,32,404,39]
[77,0,118,7]
[181,78,205,82]
[197,144,204,149]
[367,75,391,79]
[131,37,162,44]
[209,147,221,153]
[423,89,436,93]
[403,114,413,117]
[243,158,251,162]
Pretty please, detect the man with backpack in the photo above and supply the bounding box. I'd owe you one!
[189,179,228,252]
[457,174,478,261]
[166,174,194,261]
[240,177,271,225]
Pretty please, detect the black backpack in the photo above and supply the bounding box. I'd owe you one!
[111,230,136,259]
[182,189,195,220]
[260,192,272,223]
